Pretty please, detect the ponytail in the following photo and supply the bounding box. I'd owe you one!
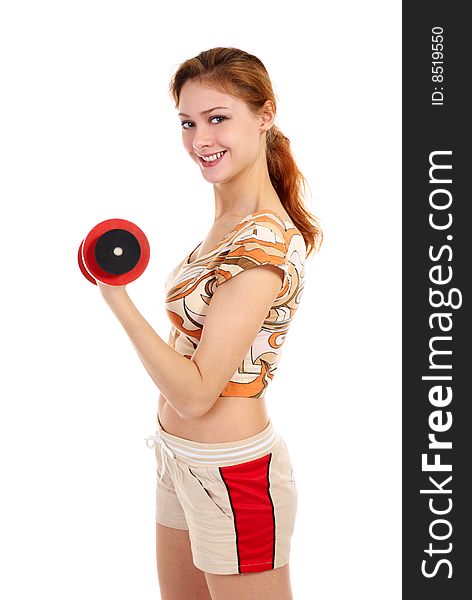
[266,126,322,256]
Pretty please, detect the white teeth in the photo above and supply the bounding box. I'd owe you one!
[200,151,225,162]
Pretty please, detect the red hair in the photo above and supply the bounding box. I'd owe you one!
[169,47,323,258]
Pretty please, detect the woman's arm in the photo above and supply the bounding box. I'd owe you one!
[96,263,283,420]
[97,284,203,419]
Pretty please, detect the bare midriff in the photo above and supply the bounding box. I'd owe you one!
[157,392,270,443]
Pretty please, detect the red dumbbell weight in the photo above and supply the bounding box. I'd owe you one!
[78,218,150,286]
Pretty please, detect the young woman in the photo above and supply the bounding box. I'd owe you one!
[97,47,322,600]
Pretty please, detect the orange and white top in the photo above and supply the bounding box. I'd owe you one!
[165,209,306,398]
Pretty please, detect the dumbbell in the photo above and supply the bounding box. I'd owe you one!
[78,218,150,286]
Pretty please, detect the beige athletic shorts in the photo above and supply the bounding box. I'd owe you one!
[144,417,297,575]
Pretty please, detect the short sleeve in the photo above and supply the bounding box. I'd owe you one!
[215,219,289,289]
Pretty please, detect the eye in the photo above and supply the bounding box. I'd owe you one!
[180,115,227,130]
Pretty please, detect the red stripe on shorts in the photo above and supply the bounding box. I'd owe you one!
[219,453,275,573]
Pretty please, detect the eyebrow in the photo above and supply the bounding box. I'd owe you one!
[178,106,230,118]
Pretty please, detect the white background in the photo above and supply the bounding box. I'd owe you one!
[0,1,401,598]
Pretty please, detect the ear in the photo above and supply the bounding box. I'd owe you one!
[259,99,276,132]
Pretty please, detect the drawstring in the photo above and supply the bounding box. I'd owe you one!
[144,430,175,482]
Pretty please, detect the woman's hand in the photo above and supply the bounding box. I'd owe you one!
[96,280,128,302]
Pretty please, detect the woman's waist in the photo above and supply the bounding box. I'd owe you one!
[157,392,270,443]
[152,407,279,468]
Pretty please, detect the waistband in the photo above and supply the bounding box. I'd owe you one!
[145,416,280,470]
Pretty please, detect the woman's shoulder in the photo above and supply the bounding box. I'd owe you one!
[242,209,305,256]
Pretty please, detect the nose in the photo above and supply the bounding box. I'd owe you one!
[191,124,215,154]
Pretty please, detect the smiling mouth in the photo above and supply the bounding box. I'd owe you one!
[197,150,227,167]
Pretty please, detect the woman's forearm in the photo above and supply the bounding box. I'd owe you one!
[97,284,205,419]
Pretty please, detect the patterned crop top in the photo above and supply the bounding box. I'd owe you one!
[164,209,306,399]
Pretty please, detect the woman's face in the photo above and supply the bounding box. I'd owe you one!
[178,80,264,185]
